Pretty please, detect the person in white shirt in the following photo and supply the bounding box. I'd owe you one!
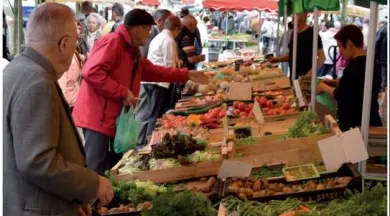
[277,22,293,76]
[362,17,369,48]
[261,17,274,54]
[318,21,339,77]
[135,16,182,148]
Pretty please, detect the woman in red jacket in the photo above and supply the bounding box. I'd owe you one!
[72,9,208,175]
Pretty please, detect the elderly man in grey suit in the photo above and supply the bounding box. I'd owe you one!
[3,3,113,216]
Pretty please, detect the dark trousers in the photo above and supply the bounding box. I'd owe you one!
[83,128,122,175]
[380,64,387,92]
[135,84,170,148]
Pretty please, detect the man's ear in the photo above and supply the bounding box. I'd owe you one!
[58,37,67,54]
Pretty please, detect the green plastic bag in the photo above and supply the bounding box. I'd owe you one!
[316,93,336,111]
[113,106,139,154]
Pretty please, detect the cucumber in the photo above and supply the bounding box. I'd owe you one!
[170,101,225,116]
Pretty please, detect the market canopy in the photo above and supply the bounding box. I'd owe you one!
[278,0,340,16]
[140,0,160,6]
[203,0,278,12]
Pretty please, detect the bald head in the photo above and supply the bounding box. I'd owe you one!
[27,3,76,44]
[182,15,197,32]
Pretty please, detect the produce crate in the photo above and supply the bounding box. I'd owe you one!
[216,163,362,202]
[251,76,291,92]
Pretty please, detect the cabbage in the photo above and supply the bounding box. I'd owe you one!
[187,151,222,163]
[149,158,181,170]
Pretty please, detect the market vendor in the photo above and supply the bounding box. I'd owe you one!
[316,25,383,132]
[270,13,325,81]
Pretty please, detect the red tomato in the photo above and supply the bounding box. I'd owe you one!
[233,101,240,109]
[249,111,255,117]
[266,100,274,109]
[268,110,274,116]
[262,107,270,113]
[245,106,252,113]
[239,112,248,118]
[287,108,296,114]
[233,109,241,115]
[219,111,226,118]
[237,102,245,111]
[260,97,267,106]
[209,111,218,119]
[282,103,291,110]
[280,110,287,115]
[248,103,254,109]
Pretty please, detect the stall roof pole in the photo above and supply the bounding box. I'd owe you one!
[359,1,379,176]
[282,4,288,57]
[226,11,229,35]
[292,14,298,81]
[276,16,280,55]
[258,11,262,54]
[310,8,319,112]
[17,0,23,54]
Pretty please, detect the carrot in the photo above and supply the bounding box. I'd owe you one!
[298,205,312,213]
[279,210,297,216]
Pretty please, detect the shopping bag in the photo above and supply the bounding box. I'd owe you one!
[316,93,336,112]
[113,106,139,154]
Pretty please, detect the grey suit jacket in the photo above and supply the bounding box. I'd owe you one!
[140,26,160,58]
[3,47,99,216]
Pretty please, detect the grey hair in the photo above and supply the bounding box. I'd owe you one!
[85,13,102,29]
[26,3,75,44]
[153,9,171,21]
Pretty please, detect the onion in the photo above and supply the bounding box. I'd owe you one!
[197,85,210,95]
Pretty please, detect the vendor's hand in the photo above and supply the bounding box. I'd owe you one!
[78,205,92,216]
[269,57,279,64]
[316,82,326,94]
[189,70,209,84]
[122,89,135,106]
[95,176,114,209]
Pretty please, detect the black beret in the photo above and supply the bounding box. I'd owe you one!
[124,9,155,26]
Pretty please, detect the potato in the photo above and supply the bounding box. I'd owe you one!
[253,190,267,197]
[244,181,252,188]
[236,181,244,187]
[292,185,299,192]
[110,208,126,213]
[252,180,262,191]
[231,182,240,188]
[266,190,276,196]
[227,185,239,193]
[282,187,294,194]
[275,192,285,195]
[237,177,247,181]
[316,183,326,190]
[262,179,269,188]
[268,183,278,191]
[238,187,246,194]
[143,201,152,209]
[198,185,211,192]
[249,176,258,182]
[327,180,335,188]
[238,192,247,200]
[208,177,217,186]
[245,188,254,197]
[278,183,285,189]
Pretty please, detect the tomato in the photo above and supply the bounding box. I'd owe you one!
[218,111,226,118]
[239,112,248,118]
[237,103,245,111]
[245,106,252,113]
[233,109,241,115]
[280,110,287,115]
[248,103,254,109]
[249,111,255,117]
[287,108,296,114]
[233,101,240,109]
[267,110,274,116]
[209,111,218,119]
[274,109,280,115]
[282,103,290,110]
[200,114,209,122]
[260,96,268,106]
[262,107,270,113]
[266,100,274,109]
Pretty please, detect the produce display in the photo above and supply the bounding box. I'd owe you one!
[231,101,255,118]
[175,176,217,194]
[254,95,297,116]
[142,190,217,216]
[159,114,209,138]
[282,111,329,140]
[220,183,387,216]
[226,176,352,200]
[252,164,284,179]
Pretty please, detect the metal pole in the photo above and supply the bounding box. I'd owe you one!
[225,11,228,35]
[359,1,379,175]
[16,0,23,54]
[310,8,319,112]
[341,0,348,25]
[292,14,298,81]
[276,15,280,55]
[258,10,262,54]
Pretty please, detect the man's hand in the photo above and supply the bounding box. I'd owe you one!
[189,70,209,84]
[122,89,135,106]
[95,176,114,209]
[269,57,279,64]
[316,82,326,94]
[78,205,92,216]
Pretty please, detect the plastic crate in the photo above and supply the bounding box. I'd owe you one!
[216,163,362,202]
